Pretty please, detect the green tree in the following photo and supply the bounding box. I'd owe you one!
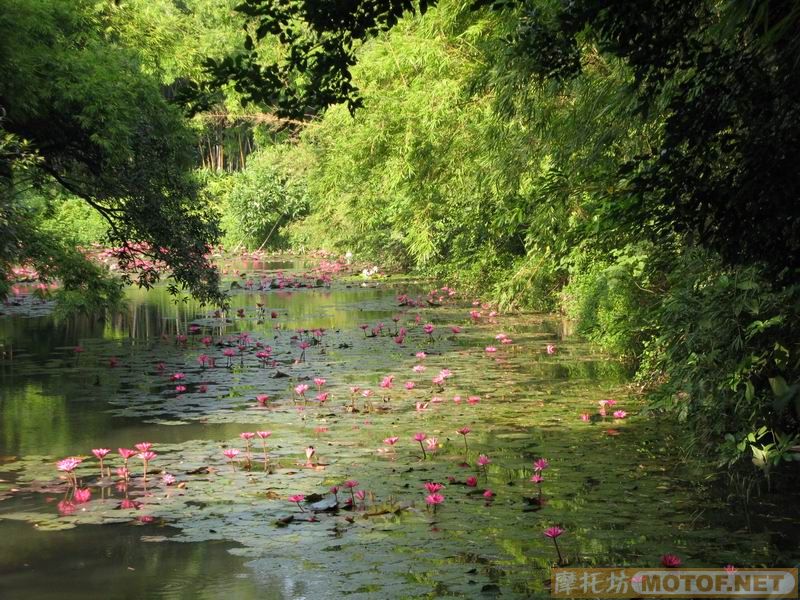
[0,0,224,306]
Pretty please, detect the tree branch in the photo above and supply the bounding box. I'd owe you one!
[39,164,124,239]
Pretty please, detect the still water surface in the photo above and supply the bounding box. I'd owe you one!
[0,257,797,599]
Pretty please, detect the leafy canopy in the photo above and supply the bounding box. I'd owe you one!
[213,0,800,282]
[0,0,224,306]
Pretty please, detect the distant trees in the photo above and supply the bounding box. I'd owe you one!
[212,0,800,281]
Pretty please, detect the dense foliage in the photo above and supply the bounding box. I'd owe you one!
[211,0,800,478]
[3,0,799,479]
[0,0,223,305]
[205,143,310,250]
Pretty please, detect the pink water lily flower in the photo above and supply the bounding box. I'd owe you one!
[56,457,82,483]
[661,554,682,568]
[425,493,444,511]
[533,458,549,472]
[424,482,444,493]
[56,456,82,473]
[545,526,565,564]
[544,526,564,539]
[288,494,306,512]
[92,448,111,477]
[383,436,399,446]
[343,480,359,504]
[414,432,428,459]
[74,488,91,503]
[92,448,110,460]
[138,451,157,481]
[457,427,471,453]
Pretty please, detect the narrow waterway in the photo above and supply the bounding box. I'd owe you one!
[0,256,796,599]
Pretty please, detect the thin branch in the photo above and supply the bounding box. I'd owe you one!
[40,165,124,239]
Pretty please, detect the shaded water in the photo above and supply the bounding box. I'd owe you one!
[0,257,797,599]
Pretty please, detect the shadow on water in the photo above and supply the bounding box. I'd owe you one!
[0,519,272,600]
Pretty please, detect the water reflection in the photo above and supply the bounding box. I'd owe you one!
[0,520,264,600]
[0,258,797,598]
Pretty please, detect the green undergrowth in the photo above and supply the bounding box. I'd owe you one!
[267,1,800,484]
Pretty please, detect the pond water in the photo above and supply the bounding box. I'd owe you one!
[0,256,797,599]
